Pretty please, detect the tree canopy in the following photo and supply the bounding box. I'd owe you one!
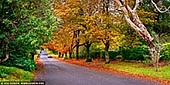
[0,0,58,70]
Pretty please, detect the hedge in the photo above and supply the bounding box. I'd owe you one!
[120,45,149,61]
[160,43,170,61]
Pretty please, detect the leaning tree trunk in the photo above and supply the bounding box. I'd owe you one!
[0,43,9,63]
[148,42,162,72]
[114,0,162,72]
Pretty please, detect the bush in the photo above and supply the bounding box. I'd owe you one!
[1,41,37,71]
[64,56,68,60]
[160,43,170,61]
[0,73,9,78]
[121,45,149,61]
[101,51,105,60]
[2,57,37,71]
[101,50,118,60]
[86,57,92,62]
[53,51,58,55]
[108,51,117,60]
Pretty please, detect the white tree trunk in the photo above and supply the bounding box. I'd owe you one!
[114,0,163,71]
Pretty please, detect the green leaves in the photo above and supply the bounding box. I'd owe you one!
[0,0,58,71]
[6,0,13,3]
[0,34,5,39]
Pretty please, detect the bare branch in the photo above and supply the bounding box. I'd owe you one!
[133,0,141,11]
[151,0,170,13]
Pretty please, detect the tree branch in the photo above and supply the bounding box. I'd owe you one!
[114,0,154,43]
[132,0,141,11]
[151,0,170,13]
[115,0,142,32]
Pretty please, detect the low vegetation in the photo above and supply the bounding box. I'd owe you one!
[2,57,37,72]
[103,61,170,80]
[0,65,34,81]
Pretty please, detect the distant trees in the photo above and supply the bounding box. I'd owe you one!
[47,0,124,63]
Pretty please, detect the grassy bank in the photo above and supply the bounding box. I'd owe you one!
[103,61,170,80]
[0,65,34,81]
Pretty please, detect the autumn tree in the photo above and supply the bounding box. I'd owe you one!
[53,0,101,59]
[119,0,158,48]
[53,0,83,59]
[90,0,123,63]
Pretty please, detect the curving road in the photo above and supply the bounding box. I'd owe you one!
[34,53,160,85]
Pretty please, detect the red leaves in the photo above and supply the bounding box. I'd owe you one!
[33,58,45,76]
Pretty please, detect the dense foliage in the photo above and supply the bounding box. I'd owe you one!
[120,45,149,61]
[0,0,57,71]
[161,43,170,61]
[2,57,37,71]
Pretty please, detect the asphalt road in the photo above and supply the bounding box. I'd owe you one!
[34,54,160,85]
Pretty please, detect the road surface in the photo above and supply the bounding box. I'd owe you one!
[34,53,160,85]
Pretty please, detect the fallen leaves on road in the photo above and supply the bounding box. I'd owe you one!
[33,58,45,79]
[54,57,170,84]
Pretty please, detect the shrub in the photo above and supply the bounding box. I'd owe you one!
[86,57,92,62]
[64,56,68,60]
[2,57,37,71]
[53,51,58,55]
[121,45,149,61]
[160,43,170,61]
[0,73,9,78]
[108,51,117,60]
[101,51,105,60]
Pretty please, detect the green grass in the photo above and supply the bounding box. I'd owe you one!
[103,61,170,80]
[0,65,34,81]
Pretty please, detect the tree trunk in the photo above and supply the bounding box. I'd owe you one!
[114,0,162,72]
[85,41,92,58]
[76,44,79,60]
[75,30,80,60]
[58,52,61,58]
[85,44,90,58]
[148,42,161,72]
[0,43,9,63]
[62,54,64,58]
[30,52,35,60]
[65,52,68,57]
[105,40,110,64]
[69,48,72,59]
